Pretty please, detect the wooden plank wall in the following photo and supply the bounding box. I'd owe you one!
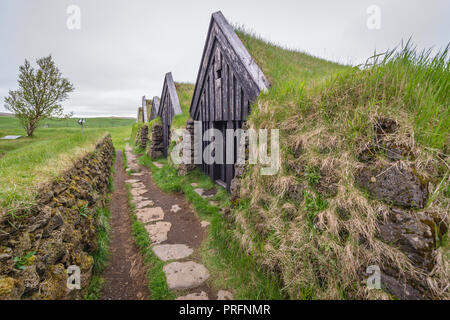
[160,88,175,157]
[190,13,269,191]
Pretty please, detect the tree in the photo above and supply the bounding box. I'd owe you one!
[4,55,74,136]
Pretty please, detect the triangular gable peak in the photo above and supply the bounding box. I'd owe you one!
[157,72,182,122]
[150,96,160,121]
[189,11,270,121]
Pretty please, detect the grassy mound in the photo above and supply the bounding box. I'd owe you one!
[171,82,195,129]
[233,32,449,299]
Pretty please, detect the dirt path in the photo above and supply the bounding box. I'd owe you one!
[101,150,149,300]
[124,144,233,300]
[135,158,214,298]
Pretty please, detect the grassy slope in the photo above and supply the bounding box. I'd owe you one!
[237,30,348,98]
[138,156,285,299]
[0,117,132,209]
[233,31,449,299]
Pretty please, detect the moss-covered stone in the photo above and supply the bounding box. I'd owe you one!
[0,136,114,300]
[355,163,428,209]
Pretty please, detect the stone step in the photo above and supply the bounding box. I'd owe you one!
[135,200,154,209]
[194,188,214,199]
[153,162,164,169]
[163,261,210,290]
[132,196,148,204]
[152,244,193,261]
[131,188,147,197]
[132,172,146,177]
[200,221,210,228]
[125,179,140,184]
[136,207,164,224]
[131,182,146,189]
[145,221,171,244]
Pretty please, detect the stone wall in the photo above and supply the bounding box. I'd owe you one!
[139,124,149,150]
[0,135,114,300]
[148,123,164,159]
[177,120,197,176]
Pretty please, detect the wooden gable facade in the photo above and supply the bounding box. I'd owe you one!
[157,72,182,157]
[189,11,270,191]
[150,96,160,121]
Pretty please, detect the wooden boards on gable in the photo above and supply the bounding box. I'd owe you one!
[157,72,182,157]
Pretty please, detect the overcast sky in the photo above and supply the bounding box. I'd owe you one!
[0,0,448,118]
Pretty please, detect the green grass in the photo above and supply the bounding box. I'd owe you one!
[86,155,115,300]
[236,29,349,105]
[130,123,139,145]
[86,202,112,299]
[170,83,195,130]
[0,116,134,133]
[85,156,116,300]
[322,42,450,151]
[125,183,174,300]
[138,155,285,299]
[0,116,132,210]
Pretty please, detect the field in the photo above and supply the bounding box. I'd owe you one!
[0,116,134,209]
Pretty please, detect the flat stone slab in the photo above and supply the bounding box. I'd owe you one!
[191,183,199,187]
[210,200,220,206]
[152,244,193,261]
[131,188,147,197]
[136,200,154,209]
[153,162,164,168]
[217,290,233,300]
[163,261,210,290]
[132,196,147,203]
[177,291,209,300]
[145,221,171,244]
[0,135,22,140]
[170,204,182,213]
[132,172,146,177]
[136,207,164,224]
[125,179,140,184]
[131,182,146,189]
[194,188,214,199]
[194,188,204,196]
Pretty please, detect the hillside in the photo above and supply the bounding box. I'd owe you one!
[231,32,449,299]
[0,117,132,210]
